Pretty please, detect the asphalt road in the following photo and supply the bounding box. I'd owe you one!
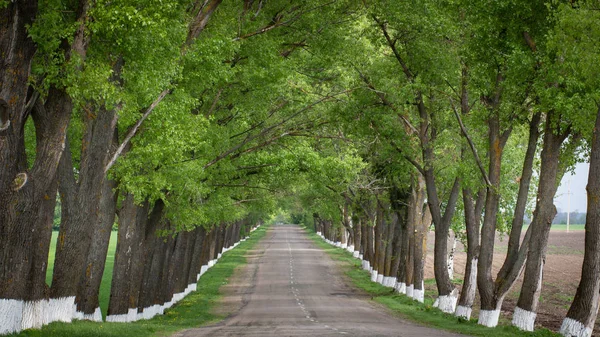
[174,224,462,337]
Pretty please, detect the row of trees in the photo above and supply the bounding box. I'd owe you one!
[289,1,600,337]
[0,0,362,334]
[1,0,599,336]
[553,211,587,225]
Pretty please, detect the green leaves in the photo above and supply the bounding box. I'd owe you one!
[30,0,597,233]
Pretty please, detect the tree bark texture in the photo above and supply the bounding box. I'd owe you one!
[561,108,600,336]
[456,187,484,317]
[51,103,117,305]
[76,178,117,317]
[107,195,149,316]
[187,226,206,284]
[431,177,460,298]
[516,111,570,319]
[354,215,362,255]
[414,200,431,296]
[477,112,511,312]
[0,1,66,309]
[497,112,541,282]
[138,220,170,310]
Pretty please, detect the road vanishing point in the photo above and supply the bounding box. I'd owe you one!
[175,224,462,337]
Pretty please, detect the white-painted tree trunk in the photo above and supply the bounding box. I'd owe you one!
[560,318,593,337]
[512,306,536,331]
[513,261,544,330]
[413,288,424,303]
[434,289,458,313]
[376,274,384,284]
[21,299,49,329]
[455,257,477,320]
[395,282,406,294]
[47,296,75,323]
[455,305,472,320]
[448,233,457,280]
[478,309,501,327]
[106,307,138,323]
[80,307,102,322]
[370,270,378,282]
[406,284,414,298]
[198,265,209,279]
[383,276,396,287]
[0,298,23,334]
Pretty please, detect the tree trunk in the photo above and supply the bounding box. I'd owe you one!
[413,175,430,303]
[188,226,206,284]
[430,177,461,312]
[353,214,362,258]
[447,231,457,280]
[514,111,570,331]
[0,3,79,334]
[383,205,395,287]
[106,194,149,321]
[159,232,177,306]
[560,107,600,337]
[19,176,58,330]
[216,223,225,258]
[366,219,375,273]
[360,216,370,269]
[497,112,541,281]
[341,202,354,249]
[389,184,406,290]
[75,178,117,321]
[393,197,408,294]
[477,112,511,327]
[373,202,384,282]
[199,227,213,273]
[51,103,117,319]
[179,231,196,293]
[165,233,188,305]
[136,201,166,319]
[455,188,484,319]
[404,184,417,297]
[209,226,218,263]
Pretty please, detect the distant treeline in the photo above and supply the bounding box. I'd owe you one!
[552,211,587,225]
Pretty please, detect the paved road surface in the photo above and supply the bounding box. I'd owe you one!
[174,224,462,337]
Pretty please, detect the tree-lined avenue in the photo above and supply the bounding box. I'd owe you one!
[176,224,460,337]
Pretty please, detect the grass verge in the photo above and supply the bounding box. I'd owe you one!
[302,226,560,337]
[12,225,268,337]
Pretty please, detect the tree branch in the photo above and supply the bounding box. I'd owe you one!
[450,100,491,186]
[104,88,170,173]
[203,89,353,169]
[373,15,414,81]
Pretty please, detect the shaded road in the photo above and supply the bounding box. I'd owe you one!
[174,224,462,337]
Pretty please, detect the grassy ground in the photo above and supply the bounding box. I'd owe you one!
[549,223,585,231]
[522,224,585,231]
[45,231,118,319]
[12,225,268,337]
[302,226,560,337]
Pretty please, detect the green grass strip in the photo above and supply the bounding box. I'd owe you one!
[302,226,560,337]
[11,225,268,337]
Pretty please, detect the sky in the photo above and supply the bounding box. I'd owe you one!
[554,162,590,213]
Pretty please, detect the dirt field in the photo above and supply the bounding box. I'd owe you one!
[425,229,588,334]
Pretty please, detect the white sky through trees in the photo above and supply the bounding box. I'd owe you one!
[554,162,590,214]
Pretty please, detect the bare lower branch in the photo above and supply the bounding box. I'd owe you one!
[104,89,170,173]
[450,100,491,186]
